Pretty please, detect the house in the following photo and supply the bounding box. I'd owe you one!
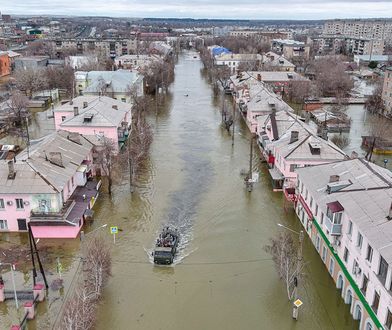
[0,51,10,77]
[65,55,97,70]
[215,53,263,74]
[257,111,346,193]
[0,130,99,238]
[75,69,144,103]
[53,96,131,151]
[295,158,392,330]
[262,51,296,72]
[230,70,309,96]
[14,56,49,70]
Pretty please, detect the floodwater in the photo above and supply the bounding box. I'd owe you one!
[0,51,358,329]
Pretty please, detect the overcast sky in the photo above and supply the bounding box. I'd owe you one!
[3,1,392,20]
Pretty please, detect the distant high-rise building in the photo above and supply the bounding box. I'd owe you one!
[323,19,392,43]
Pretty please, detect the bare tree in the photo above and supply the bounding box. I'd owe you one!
[6,92,29,128]
[365,115,392,162]
[95,137,118,195]
[264,232,305,300]
[45,65,75,97]
[331,134,351,149]
[59,236,111,330]
[365,80,385,115]
[83,236,112,299]
[140,58,175,94]
[285,81,312,110]
[14,68,48,98]
[311,58,354,97]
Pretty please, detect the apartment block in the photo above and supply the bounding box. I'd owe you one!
[295,159,392,330]
[323,19,392,43]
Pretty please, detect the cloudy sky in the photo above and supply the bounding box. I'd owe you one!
[3,0,392,19]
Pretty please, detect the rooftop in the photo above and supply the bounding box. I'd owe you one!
[56,96,131,128]
[296,159,392,264]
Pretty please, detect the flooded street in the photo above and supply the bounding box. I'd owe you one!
[0,51,357,329]
[93,51,356,330]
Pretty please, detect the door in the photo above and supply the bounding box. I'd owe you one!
[17,218,27,231]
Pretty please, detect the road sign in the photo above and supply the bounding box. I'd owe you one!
[293,299,303,308]
[110,226,118,234]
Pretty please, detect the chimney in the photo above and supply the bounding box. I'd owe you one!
[73,106,79,116]
[83,101,88,108]
[257,74,261,81]
[289,131,299,144]
[69,100,73,105]
[7,160,16,180]
[329,175,340,183]
[112,105,118,110]
[350,151,358,159]
[388,202,392,220]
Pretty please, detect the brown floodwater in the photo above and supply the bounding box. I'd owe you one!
[0,51,358,330]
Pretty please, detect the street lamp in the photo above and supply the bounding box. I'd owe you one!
[80,223,108,241]
[276,223,304,320]
[0,262,18,309]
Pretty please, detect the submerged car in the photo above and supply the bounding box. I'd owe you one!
[153,228,179,265]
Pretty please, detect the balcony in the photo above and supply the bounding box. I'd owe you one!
[30,180,100,227]
[324,215,342,236]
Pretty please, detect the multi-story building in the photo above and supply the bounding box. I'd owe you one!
[323,19,392,43]
[382,67,392,117]
[271,39,310,60]
[229,30,292,41]
[0,130,99,238]
[50,38,138,58]
[295,158,392,330]
[315,36,384,56]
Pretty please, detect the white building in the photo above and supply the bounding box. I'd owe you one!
[295,158,392,330]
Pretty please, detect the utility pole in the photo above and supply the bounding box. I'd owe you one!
[246,134,254,192]
[292,230,304,320]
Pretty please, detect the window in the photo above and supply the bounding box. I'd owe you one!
[357,233,363,249]
[310,197,313,208]
[0,220,7,230]
[329,258,334,275]
[343,247,349,263]
[71,176,74,187]
[362,275,368,296]
[316,235,320,251]
[372,291,380,314]
[379,256,388,285]
[61,116,66,122]
[15,198,24,209]
[289,164,296,172]
[385,309,392,330]
[121,98,126,102]
[0,198,4,209]
[322,246,327,262]
[17,218,27,231]
[320,213,324,225]
[315,204,318,217]
[348,220,353,236]
[353,260,360,276]
[366,245,373,263]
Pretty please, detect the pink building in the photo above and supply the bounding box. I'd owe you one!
[257,111,346,196]
[0,130,100,238]
[54,96,132,152]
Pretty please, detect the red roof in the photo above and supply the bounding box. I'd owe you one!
[327,201,344,213]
